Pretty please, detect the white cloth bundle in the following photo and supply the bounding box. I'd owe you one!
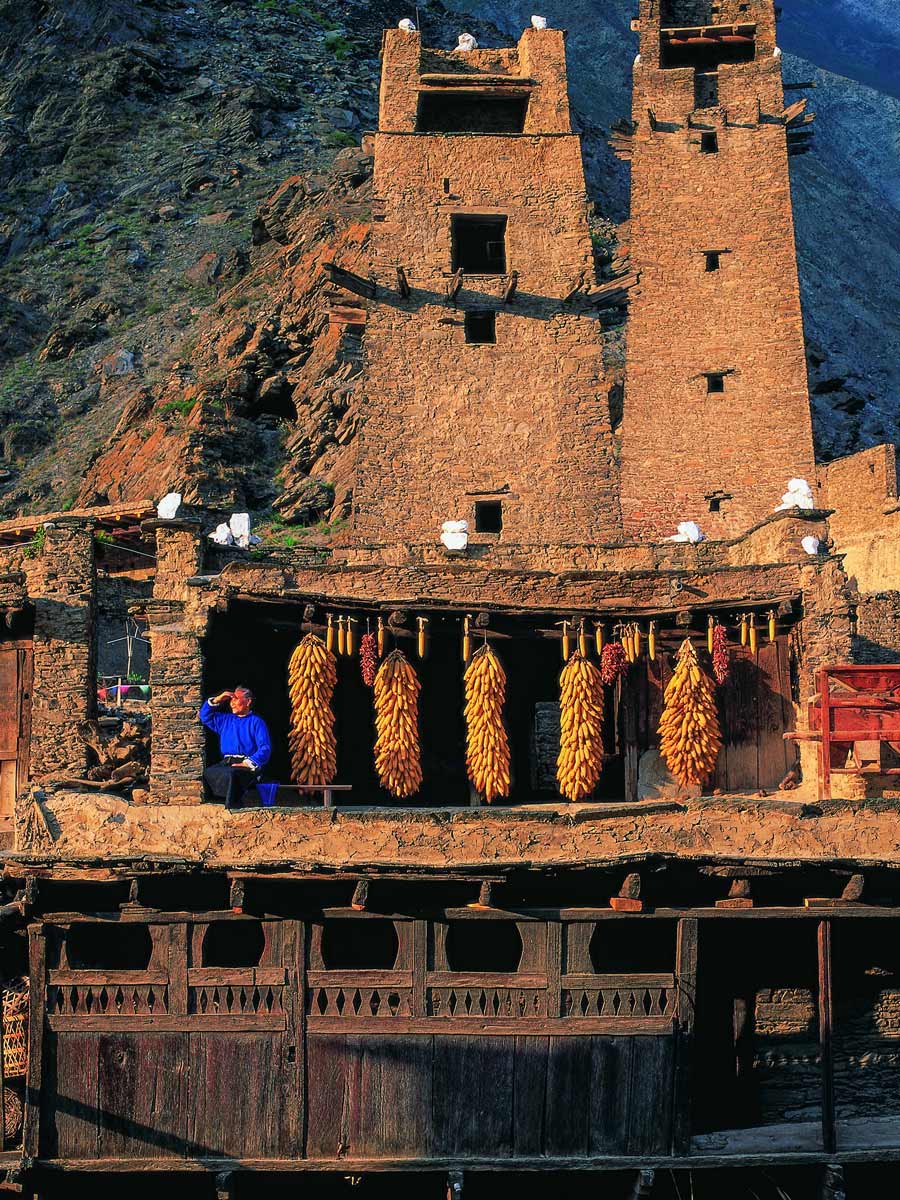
[801,535,821,555]
[156,492,182,519]
[531,15,548,29]
[398,18,416,32]
[440,520,469,550]
[210,523,234,546]
[456,32,478,51]
[775,477,815,511]
[667,520,705,544]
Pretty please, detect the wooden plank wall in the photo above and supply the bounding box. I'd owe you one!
[305,1032,675,1159]
[644,636,793,793]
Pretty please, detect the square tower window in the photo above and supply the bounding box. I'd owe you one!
[706,372,726,394]
[700,131,719,154]
[474,500,503,533]
[417,94,528,134]
[451,215,507,274]
[704,251,721,272]
[465,311,496,344]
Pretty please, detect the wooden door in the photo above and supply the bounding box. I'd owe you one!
[0,645,32,817]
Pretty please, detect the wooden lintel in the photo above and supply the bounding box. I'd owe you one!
[321,260,376,300]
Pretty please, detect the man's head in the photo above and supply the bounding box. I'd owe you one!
[230,686,253,716]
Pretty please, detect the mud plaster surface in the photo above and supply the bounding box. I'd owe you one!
[12,790,900,869]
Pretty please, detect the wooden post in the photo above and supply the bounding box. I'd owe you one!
[412,919,427,1019]
[818,918,836,1153]
[22,925,46,1159]
[818,667,832,802]
[168,922,189,1017]
[546,919,562,1018]
[0,952,6,1153]
[673,917,698,1155]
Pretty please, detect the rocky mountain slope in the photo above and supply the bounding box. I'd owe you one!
[0,0,897,528]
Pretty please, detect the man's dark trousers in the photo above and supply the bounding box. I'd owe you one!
[204,763,259,809]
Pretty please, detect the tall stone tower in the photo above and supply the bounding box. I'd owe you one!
[352,27,621,549]
[619,0,816,540]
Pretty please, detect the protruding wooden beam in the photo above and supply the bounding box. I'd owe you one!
[447,1170,464,1200]
[716,877,753,909]
[820,1164,845,1200]
[396,265,410,298]
[446,269,464,301]
[781,97,808,123]
[321,261,376,299]
[467,881,493,910]
[215,1171,236,1200]
[818,919,836,1154]
[562,271,587,304]
[611,871,643,912]
[351,880,369,912]
[501,270,518,304]
[628,1169,656,1199]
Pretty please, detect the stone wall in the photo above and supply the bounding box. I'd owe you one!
[22,520,96,780]
[620,0,815,541]
[817,444,900,594]
[354,28,621,549]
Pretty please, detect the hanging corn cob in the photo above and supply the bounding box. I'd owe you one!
[594,623,605,657]
[346,618,356,657]
[749,614,758,655]
[464,644,511,803]
[768,610,777,643]
[740,614,749,646]
[417,617,429,659]
[578,620,589,659]
[648,621,657,662]
[633,624,642,658]
[326,614,335,654]
[373,650,422,798]
[337,615,347,656]
[287,633,337,786]
[658,637,722,787]
[600,640,628,685]
[462,615,472,664]
[557,651,605,801]
[360,632,378,688]
[377,616,386,656]
[561,620,572,662]
[712,622,730,685]
[707,615,715,655]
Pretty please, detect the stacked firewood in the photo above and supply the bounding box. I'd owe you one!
[77,716,150,787]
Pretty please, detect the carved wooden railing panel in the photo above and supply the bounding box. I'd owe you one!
[47,971,169,1018]
[306,971,414,1021]
[426,972,547,1020]
[187,968,287,1020]
[561,973,677,1022]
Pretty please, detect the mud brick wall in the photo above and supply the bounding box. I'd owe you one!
[621,0,813,541]
[146,521,208,804]
[27,520,96,779]
[853,592,900,663]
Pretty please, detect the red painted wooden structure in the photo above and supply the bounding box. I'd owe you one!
[803,665,900,799]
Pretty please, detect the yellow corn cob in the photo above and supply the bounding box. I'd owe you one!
[464,645,511,803]
[768,611,776,642]
[373,650,422,798]
[578,620,588,659]
[594,623,604,657]
[337,616,346,656]
[417,617,428,660]
[462,615,472,664]
[326,614,335,654]
[377,616,386,656]
[557,651,605,802]
[562,620,571,662]
[707,615,715,655]
[749,614,758,655]
[740,615,748,647]
[658,637,722,788]
[346,618,356,657]
[287,633,338,786]
[649,620,657,662]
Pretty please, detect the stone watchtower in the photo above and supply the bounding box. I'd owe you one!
[619,0,815,540]
[352,26,621,549]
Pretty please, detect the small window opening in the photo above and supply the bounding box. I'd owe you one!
[321,919,399,970]
[465,311,496,345]
[445,920,523,972]
[443,177,450,194]
[704,250,721,272]
[451,215,507,274]
[590,920,676,974]
[67,923,153,970]
[706,490,732,513]
[706,372,726,394]
[474,500,503,533]
[202,920,265,968]
[700,131,718,154]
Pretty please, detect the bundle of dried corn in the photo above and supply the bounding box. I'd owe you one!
[658,637,722,787]
[557,651,605,801]
[288,633,338,785]
[464,644,511,803]
[373,650,423,798]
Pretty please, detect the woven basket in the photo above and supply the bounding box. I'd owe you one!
[2,980,28,1080]
[2,1086,22,1141]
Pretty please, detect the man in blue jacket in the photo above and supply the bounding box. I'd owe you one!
[200,686,272,809]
